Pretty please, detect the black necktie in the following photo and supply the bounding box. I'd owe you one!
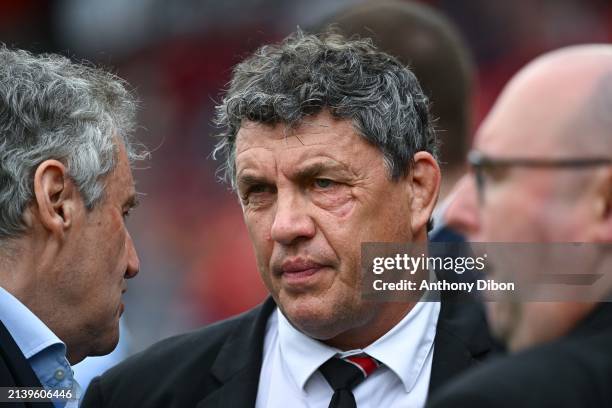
[319,355,379,408]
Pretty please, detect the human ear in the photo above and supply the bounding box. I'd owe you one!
[593,167,612,242]
[31,160,80,237]
[409,151,441,236]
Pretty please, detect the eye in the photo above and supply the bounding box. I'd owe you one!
[241,183,276,205]
[249,184,270,194]
[314,178,335,189]
[122,209,132,219]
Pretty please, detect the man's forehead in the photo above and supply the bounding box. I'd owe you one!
[234,114,387,180]
[475,113,545,158]
[475,91,576,158]
[235,115,358,155]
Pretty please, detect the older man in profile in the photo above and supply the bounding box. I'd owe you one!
[0,46,144,407]
[427,45,612,407]
[82,31,496,408]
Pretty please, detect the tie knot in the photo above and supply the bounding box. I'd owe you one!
[319,354,379,392]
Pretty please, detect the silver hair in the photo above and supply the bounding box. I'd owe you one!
[0,45,147,239]
[213,29,438,189]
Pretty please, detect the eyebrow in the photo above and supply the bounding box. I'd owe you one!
[236,173,270,190]
[237,160,352,187]
[294,160,350,180]
[124,193,140,209]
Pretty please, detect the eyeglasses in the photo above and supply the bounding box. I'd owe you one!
[468,150,612,202]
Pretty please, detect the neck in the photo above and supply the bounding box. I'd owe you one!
[0,236,83,363]
[0,239,36,305]
[509,302,595,352]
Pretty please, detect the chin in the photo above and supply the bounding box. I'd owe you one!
[291,316,341,340]
[281,299,359,340]
[86,319,121,357]
[91,333,120,357]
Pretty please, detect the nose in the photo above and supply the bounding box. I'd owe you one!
[124,230,140,279]
[270,190,316,245]
[444,174,481,239]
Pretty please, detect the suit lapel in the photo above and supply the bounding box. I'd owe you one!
[193,293,498,404]
[429,294,500,394]
[196,297,276,408]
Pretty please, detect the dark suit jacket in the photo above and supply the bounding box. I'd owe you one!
[429,225,465,244]
[82,296,499,408]
[0,320,54,408]
[426,302,612,408]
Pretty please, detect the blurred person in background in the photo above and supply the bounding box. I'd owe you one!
[0,45,145,406]
[316,1,485,305]
[427,45,612,407]
[82,30,497,408]
[317,0,475,243]
[317,0,474,202]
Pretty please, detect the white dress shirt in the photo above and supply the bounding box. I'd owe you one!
[255,300,441,408]
[0,286,81,408]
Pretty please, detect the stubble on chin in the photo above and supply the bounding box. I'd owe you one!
[279,292,372,342]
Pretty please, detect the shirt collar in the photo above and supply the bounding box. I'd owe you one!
[277,300,440,393]
[363,300,440,392]
[0,286,65,358]
[277,309,338,391]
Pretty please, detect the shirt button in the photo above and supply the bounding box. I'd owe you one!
[54,369,65,380]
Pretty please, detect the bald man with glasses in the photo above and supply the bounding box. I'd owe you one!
[427,45,612,407]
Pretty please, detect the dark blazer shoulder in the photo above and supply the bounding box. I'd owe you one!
[428,289,504,393]
[427,305,612,408]
[0,320,53,407]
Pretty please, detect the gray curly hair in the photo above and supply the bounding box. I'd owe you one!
[213,29,438,189]
[0,45,147,239]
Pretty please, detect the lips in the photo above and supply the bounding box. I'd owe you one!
[281,259,324,273]
[278,258,328,286]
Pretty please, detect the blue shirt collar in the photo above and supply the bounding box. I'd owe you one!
[0,286,80,407]
[0,285,64,358]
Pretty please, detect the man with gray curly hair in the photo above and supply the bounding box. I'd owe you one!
[82,31,494,408]
[0,45,144,406]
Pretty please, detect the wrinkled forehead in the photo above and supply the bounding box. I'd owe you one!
[235,116,360,155]
[234,113,387,180]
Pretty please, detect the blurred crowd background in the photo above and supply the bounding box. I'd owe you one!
[2,0,611,360]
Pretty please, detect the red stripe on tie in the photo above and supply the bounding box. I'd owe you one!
[345,355,378,377]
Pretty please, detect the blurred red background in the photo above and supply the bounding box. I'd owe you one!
[2,0,611,351]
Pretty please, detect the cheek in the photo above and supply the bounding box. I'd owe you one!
[363,191,413,241]
[244,211,274,265]
[311,186,355,218]
[481,185,533,240]
[110,222,128,261]
[541,193,591,240]
[98,219,129,283]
